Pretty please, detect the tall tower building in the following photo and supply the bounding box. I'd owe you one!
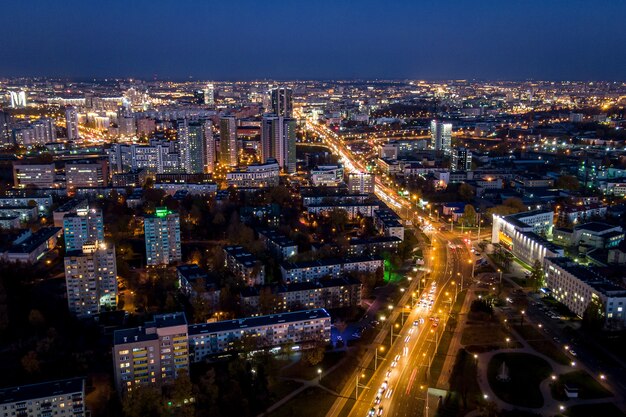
[144,208,181,266]
[63,208,105,252]
[0,110,11,144]
[261,115,296,173]
[270,87,293,117]
[204,83,215,106]
[64,241,117,317]
[204,121,215,173]
[430,120,452,154]
[451,147,472,171]
[9,91,27,108]
[65,106,80,141]
[219,116,237,167]
[178,119,203,174]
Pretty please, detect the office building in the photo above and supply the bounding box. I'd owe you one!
[65,106,80,141]
[544,257,626,324]
[270,87,293,117]
[347,172,375,194]
[204,83,215,106]
[144,208,181,266]
[260,115,296,173]
[451,147,472,171]
[65,159,109,192]
[311,165,344,186]
[226,159,280,188]
[63,208,104,252]
[219,116,237,167]
[554,222,624,249]
[188,309,330,362]
[12,162,55,188]
[0,378,86,417]
[178,119,214,174]
[430,120,452,154]
[9,91,27,108]
[113,313,189,392]
[64,241,117,317]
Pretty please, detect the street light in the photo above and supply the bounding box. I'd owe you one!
[317,368,322,382]
[375,346,385,370]
[498,269,503,285]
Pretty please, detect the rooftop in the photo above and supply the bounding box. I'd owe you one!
[0,378,84,405]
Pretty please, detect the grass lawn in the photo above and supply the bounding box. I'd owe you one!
[436,349,484,416]
[270,387,338,417]
[551,370,613,400]
[461,323,520,351]
[487,352,552,408]
[269,379,303,403]
[512,324,544,341]
[527,340,571,366]
[564,402,626,417]
[281,350,346,380]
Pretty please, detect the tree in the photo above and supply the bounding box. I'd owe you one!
[582,296,605,330]
[195,368,220,416]
[528,260,544,292]
[458,183,474,202]
[555,175,580,191]
[302,342,325,366]
[21,350,40,374]
[328,209,349,232]
[122,385,165,417]
[166,369,195,417]
[461,204,477,227]
[258,287,278,315]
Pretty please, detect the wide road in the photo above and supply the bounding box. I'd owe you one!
[307,121,473,417]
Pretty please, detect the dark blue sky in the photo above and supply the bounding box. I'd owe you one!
[2,0,625,80]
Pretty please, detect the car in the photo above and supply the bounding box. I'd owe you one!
[413,320,419,327]
[570,350,577,357]
[374,395,381,405]
[395,354,401,362]
[391,359,398,368]
[385,369,392,378]
[378,406,384,416]
[382,380,388,390]
[405,336,411,343]
[368,407,376,417]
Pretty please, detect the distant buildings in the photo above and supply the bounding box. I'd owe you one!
[178,119,214,174]
[451,147,472,171]
[204,83,215,106]
[219,116,238,167]
[64,241,117,317]
[347,172,375,194]
[108,140,181,174]
[0,378,86,417]
[260,115,297,173]
[270,87,293,117]
[113,313,189,393]
[63,207,104,252]
[430,120,452,154]
[144,208,181,266]
[9,91,27,108]
[65,106,80,141]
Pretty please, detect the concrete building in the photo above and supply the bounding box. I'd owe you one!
[260,115,297,173]
[178,119,214,174]
[306,202,380,219]
[63,208,104,252]
[219,116,238,167]
[64,241,117,317]
[430,120,452,154]
[558,202,607,225]
[373,209,405,241]
[12,162,56,188]
[113,313,189,393]
[270,87,293,117]
[108,140,181,174]
[544,257,626,324]
[65,106,80,141]
[0,378,86,417]
[65,159,109,192]
[224,245,265,286]
[258,228,298,260]
[188,309,330,362]
[451,147,472,171]
[554,223,624,250]
[226,159,280,188]
[311,165,344,186]
[144,208,181,266]
[280,256,383,283]
[347,172,375,194]
[492,209,559,264]
[0,227,62,264]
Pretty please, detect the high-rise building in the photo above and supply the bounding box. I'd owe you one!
[193,90,205,105]
[9,91,27,108]
[64,241,117,317]
[65,106,80,141]
[348,172,375,194]
[430,120,452,154]
[63,208,105,252]
[178,119,214,174]
[219,116,237,167]
[204,83,215,106]
[144,208,181,266]
[0,110,10,144]
[113,312,189,393]
[451,147,472,171]
[260,115,296,173]
[270,87,293,117]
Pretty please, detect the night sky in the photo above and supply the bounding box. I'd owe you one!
[2,0,625,80]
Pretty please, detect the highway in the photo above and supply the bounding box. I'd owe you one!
[306,120,473,417]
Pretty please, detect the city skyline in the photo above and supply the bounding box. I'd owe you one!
[2,0,626,80]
